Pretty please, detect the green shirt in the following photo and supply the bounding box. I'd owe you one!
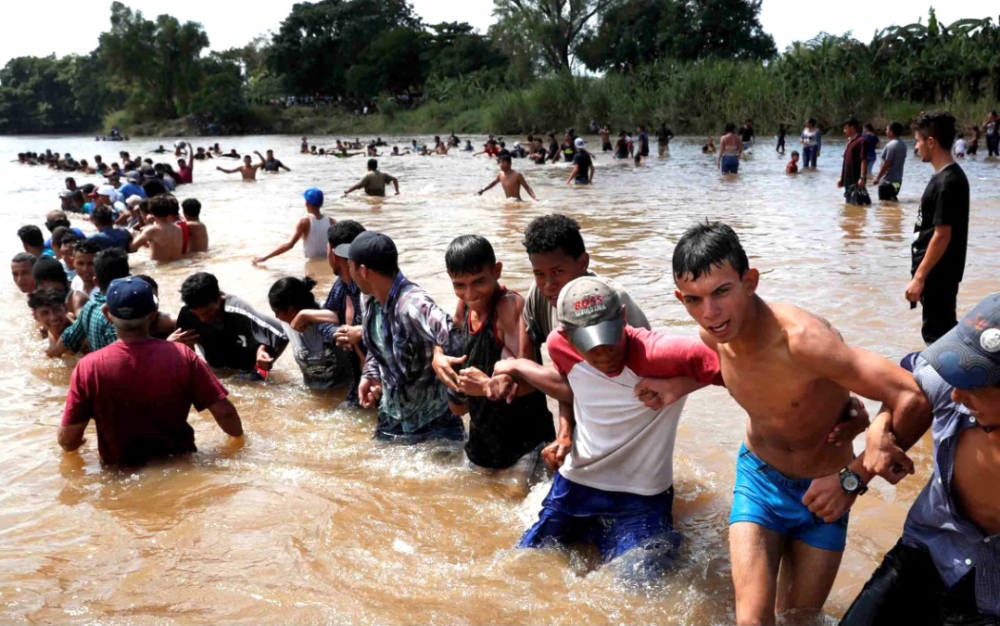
[61,292,117,352]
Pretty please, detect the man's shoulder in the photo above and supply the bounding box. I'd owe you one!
[773,302,843,354]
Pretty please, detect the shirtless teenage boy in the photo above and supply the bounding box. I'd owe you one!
[216,153,264,182]
[181,199,209,253]
[129,196,186,262]
[671,222,930,626]
[476,154,537,201]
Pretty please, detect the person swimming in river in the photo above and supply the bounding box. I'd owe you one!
[216,152,265,182]
[476,154,537,201]
[702,136,717,154]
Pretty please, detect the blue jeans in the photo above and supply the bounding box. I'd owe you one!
[803,145,818,167]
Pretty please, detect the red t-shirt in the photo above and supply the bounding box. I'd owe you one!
[62,339,228,466]
[177,165,193,184]
[786,161,799,174]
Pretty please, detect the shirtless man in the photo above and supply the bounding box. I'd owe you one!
[671,222,930,626]
[216,153,264,182]
[476,154,537,201]
[181,199,209,253]
[129,196,186,262]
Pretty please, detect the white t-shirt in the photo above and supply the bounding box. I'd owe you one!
[70,275,100,299]
[801,128,820,147]
[548,326,723,495]
[954,138,967,155]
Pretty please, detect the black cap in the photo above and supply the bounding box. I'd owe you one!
[347,231,398,274]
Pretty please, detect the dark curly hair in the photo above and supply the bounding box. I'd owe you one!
[522,214,586,259]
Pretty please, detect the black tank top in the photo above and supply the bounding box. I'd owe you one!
[461,289,555,469]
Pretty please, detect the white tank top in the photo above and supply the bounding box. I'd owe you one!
[303,214,331,259]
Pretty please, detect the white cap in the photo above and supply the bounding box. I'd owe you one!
[514,142,521,148]
[126,195,143,208]
[574,138,586,148]
[96,184,115,197]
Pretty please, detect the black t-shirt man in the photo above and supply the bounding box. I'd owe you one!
[547,141,559,161]
[740,126,755,143]
[573,150,593,184]
[263,158,284,172]
[177,294,289,371]
[561,142,576,162]
[912,163,970,285]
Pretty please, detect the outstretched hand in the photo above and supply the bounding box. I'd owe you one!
[432,351,467,392]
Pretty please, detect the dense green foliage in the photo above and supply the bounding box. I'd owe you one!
[0,1,997,136]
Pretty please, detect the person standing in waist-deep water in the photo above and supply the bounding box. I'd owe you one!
[433,235,555,480]
[800,118,822,168]
[253,188,333,264]
[476,154,538,201]
[873,121,907,202]
[984,110,999,156]
[776,123,787,155]
[838,293,1000,626]
[567,138,595,185]
[837,117,869,206]
[344,159,399,197]
[718,123,743,174]
[740,119,756,151]
[58,276,244,467]
[348,231,466,444]
[657,123,675,157]
[600,125,612,152]
[906,111,970,346]
[671,222,930,626]
[862,123,881,177]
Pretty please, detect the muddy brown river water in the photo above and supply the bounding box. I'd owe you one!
[1,134,997,625]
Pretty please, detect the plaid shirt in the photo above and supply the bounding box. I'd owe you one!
[903,354,1000,618]
[361,273,462,432]
[61,292,117,353]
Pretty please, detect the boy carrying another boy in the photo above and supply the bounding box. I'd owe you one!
[434,235,555,478]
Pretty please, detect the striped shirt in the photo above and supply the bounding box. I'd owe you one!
[61,292,116,353]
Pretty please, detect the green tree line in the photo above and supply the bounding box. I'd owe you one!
[0,0,997,135]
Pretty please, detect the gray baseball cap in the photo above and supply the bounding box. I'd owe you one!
[557,276,624,352]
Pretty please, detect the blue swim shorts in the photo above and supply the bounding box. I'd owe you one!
[720,155,740,174]
[729,444,848,552]
[519,473,682,578]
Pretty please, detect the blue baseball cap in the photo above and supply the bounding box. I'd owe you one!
[922,292,1000,389]
[106,276,158,320]
[303,187,324,208]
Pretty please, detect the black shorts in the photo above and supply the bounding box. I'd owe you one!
[839,540,997,626]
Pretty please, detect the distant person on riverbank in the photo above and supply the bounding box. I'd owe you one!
[873,121,907,201]
[838,117,869,205]
[984,110,999,156]
[907,111,969,346]
[175,272,289,379]
[786,151,800,174]
[344,159,399,197]
[671,221,928,626]
[262,149,291,173]
[777,123,787,154]
[718,123,742,174]
[10,252,36,294]
[129,196,187,262]
[657,124,675,157]
[567,138,594,185]
[181,199,209,253]
[863,123,880,175]
[58,276,243,466]
[216,154,264,182]
[800,118,822,168]
[253,188,332,264]
[347,231,466,443]
[740,119,755,151]
[477,154,537,201]
[838,294,1000,626]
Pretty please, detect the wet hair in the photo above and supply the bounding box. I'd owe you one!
[28,285,68,310]
[843,117,861,131]
[94,247,129,292]
[74,239,101,257]
[498,153,512,163]
[446,235,496,276]
[91,204,115,226]
[51,226,71,249]
[367,158,378,170]
[791,150,800,158]
[807,118,817,126]
[673,222,749,281]
[181,198,201,218]
[167,196,180,217]
[268,277,319,312]
[12,252,37,265]
[864,123,875,132]
[134,274,158,294]
[327,219,366,249]
[32,256,68,286]
[142,178,166,198]
[888,121,904,137]
[915,111,957,150]
[149,196,172,219]
[46,211,71,232]
[724,122,736,133]
[522,214,586,259]
[71,190,84,204]
[17,225,44,248]
[180,272,221,308]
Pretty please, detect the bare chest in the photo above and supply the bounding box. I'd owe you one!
[954,428,1000,536]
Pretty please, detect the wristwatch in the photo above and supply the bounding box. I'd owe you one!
[839,467,868,496]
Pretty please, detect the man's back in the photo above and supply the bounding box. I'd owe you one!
[62,339,228,466]
[362,171,388,196]
[186,221,209,253]
[147,222,184,262]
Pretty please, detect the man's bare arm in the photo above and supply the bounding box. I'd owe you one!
[476,175,501,195]
[129,227,151,253]
[207,399,243,437]
[492,358,573,404]
[519,173,537,200]
[58,422,88,451]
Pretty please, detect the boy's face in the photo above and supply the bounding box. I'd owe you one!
[951,386,1000,428]
[11,262,35,293]
[674,261,759,344]
[528,249,589,306]
[271,306,295,325]
[188,298,224,324]
[33,303,68,331]
[560,322,627,374]
[499,159,512,172]
[449,263,502,313]
[791,154,800,163]
[244,156,252,165]
[915,131,937,163]
[59,241,76,263]
[74,253,96,283]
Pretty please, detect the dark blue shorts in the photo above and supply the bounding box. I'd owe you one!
[519,473,682,577]
[730,444,848,552]
[720,155,740,174]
